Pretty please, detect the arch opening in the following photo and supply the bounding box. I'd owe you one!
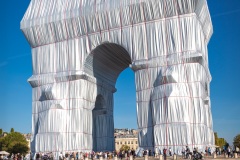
[84,43,132,87]
[114,68,138,151]
[86,43,133,152]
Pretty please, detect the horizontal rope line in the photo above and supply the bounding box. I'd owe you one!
[138,121,212,130]
[32,107,114,115]
[31,50,205,76]
[140,143,214,148]
[36,132,115,139]
[136,96,208,103]
[31,49,202,75]
[31,61,209,87]
[31,14,197,49]
[33,97,95,103]
[136,81,206,92]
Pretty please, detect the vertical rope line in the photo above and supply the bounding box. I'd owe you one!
[94,0,98,152]
[35,0,42,155]
[78,0,84,70]
[80,0,92,152]
[120,0,123,45]
[163,0,169,150]
[80,0,92,151]
[173,0,184,151]
[71,2,80,71]
[173,0,195,150]
[63,0,71,153]
[78,0,83,152]
[104,1,111,43]
[96,0,102,43]
[130,0,135,62]
[47,0,58,153]
[141,1,154,149]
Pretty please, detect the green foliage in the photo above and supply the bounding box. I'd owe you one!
[0,132,29,155]
[214,132,218,145]
[9,142,29,155]
[233,134,240,148]
[218,138,226,148]
[214,132,227,148]
[0,129,2,135]
[120,145,130,152]
[225,143,229,149]
[10,128,14,133]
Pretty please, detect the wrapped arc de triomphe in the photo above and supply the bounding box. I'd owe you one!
[21,0,214,156]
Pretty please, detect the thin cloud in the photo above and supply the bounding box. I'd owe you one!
[0,53,30,68]
[7,53,30,60]
[212,9,240,18]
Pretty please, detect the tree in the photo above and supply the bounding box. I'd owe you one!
[225,142,229,150]
[0,132,29,155]
[0,129,2,135]
[218,138,226,148]
[233,134,240,148]
[9,142,29,155]
[120,145,130,152]
[10,128,14,133]
[214,132,218,145]
[214,132,227,148]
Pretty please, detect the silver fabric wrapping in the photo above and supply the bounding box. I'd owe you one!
[21,0,214,156]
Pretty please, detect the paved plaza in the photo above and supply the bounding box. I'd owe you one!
[132,155,240,160]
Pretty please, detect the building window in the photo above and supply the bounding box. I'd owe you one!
[125,142,126,144]
[120,142,122,145]
[128,141,130,144]
[136,141,138,144]
[131,141,133,144]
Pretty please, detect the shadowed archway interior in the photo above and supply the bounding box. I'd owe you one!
[85,43,133,151]
[84,43,132,86]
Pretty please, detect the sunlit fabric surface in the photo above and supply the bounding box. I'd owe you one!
[21,0,214,157]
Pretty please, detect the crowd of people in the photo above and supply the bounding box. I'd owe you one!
[2,145,240,160]
[215,146,240,158]
[0,153,31,160]
[33,149,135,160]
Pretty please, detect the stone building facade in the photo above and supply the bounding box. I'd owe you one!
[115,134,138,151]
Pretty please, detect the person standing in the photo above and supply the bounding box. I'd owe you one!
[227,147,231,158]
[205,146,208,156]
[208,147,211,156]
[169,147,172,156]
[149,150,152,157]
[182,147,185,159]
[131,148,135,158]
[236,146,239,155]
[163,148,167,160]
[186,146,190,159]
[155,147,159,158]
[119,150,123,160]
[76,152,79,160]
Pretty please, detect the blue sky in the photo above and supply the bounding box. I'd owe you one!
[0,0,240,145]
